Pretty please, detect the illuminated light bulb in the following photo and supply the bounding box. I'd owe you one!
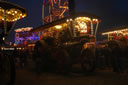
[70,19,72,21]
[83,17,86,19]
[2,37,5,40]
[15,18,17,21]
[66,19,69,22]
[7,11,11,14]
[12,13,15,15]
[22,15,26,18]
[20,14,22,16]
[15,11,17,13]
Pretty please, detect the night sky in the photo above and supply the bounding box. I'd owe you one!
[2,0,128,41]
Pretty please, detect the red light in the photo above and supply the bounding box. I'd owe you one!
[20,16,22,19]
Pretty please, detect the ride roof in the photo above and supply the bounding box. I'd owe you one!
[31,12,101,32]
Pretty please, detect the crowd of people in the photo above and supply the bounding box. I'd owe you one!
[13,48,31,69]
[96,42,128,73]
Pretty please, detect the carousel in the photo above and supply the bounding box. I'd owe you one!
[0,1,27,85]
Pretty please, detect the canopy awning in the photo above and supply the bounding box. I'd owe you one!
[101,26,128,35]
[31,12,101,32]
[0,1,27,22]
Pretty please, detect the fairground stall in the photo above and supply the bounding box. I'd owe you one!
[14,27,39,50]
[101,26,128,72]
[102,26,128,41]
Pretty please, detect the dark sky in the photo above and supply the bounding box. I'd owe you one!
[3,0,128,41]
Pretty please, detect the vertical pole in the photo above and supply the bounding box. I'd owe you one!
[95,22,99,42]
[3,9,7,35]
[91,20,94,35]
[38,31,41,40]
[73,20,76,37]
[67,20,72,37]
[49,0,53,22]
[8,21,17,34]
[95,22,99,36]
[49,5,52,22]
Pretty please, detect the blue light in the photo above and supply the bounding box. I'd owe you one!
[32,32,35,40]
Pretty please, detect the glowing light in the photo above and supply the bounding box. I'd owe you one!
[70,19,72,21]
[12,13,15,15]
[15,11,17,13]
[79,22,87,29]
[20,14,22,16]
[66,19,69,22]
[0,8,27,22]
[2,37,5,40]
[80,30,87,33]
[102,28,128,35]
[7,11,11,14]
[75,17,91,21]
[15,27,33,32]
[55,25,62,29]
[32,33,35,40]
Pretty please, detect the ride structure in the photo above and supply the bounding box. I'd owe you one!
[31,0,101,73]
[42,0,69,24]
[0,1,27,85]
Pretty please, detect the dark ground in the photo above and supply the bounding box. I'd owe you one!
[15,63,128,85]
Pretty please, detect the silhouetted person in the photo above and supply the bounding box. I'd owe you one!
[111,45,123,72]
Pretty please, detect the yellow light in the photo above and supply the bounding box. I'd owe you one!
[2,37,5,40]
[55,25,62,29]
[20,14,22,16]
[93,19,98,22]
[66,19,69,22]
[12,13,15,15]
[19,48,21,50]
[0,8,27,22]
[7,11,11,14]
[79,22,87,29]
[14,18,17,21]
[22,15,25,18]
[75,17,91,22]
[1,47,4,50]
[15,11,17,13]
[70,19,72,21]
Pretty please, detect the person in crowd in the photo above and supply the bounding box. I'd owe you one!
[103,44,112,69]
[111,44,123,73]
[13,48,20,69]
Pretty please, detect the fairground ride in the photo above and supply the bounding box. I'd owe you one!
[42,0,69,24]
